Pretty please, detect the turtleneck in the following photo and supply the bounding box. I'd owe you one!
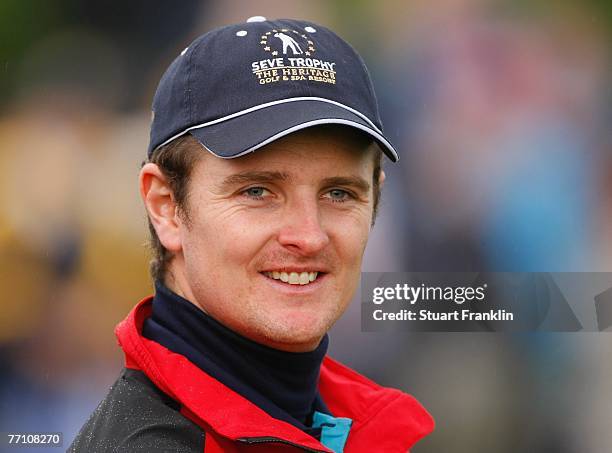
[142,281,330,434]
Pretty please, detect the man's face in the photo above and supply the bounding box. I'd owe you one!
[171,128,376,352]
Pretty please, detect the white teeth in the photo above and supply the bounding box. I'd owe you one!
[264,271,319,285]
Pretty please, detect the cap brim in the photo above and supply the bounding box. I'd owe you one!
[186,99,399,162]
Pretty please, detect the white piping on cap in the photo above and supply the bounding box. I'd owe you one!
[193,118,399,162]
[154,96,383,151]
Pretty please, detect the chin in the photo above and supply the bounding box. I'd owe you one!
[257,323,327,351]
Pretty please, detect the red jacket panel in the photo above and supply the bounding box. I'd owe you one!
[115,297,434,452]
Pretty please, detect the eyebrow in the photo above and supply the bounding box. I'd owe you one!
[219,171,370,193]
[219,171,290,189]
[321,176,371,193]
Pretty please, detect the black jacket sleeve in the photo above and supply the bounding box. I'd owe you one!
[68,369,205,453]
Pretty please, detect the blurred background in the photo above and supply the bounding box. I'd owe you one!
[1,0,611,451]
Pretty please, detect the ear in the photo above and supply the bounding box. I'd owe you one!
[139,163,183,253]
[378,169,386,188]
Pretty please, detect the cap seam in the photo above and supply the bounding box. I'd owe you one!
[357,54,383,131]
[185,49,192,124]
[185,37,207,124]
[325,27,383,130]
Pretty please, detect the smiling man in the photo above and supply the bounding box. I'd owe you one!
[70,17,433,453]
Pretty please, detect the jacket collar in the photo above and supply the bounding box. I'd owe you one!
[116,297,434,451]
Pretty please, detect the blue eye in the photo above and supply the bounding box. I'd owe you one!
[326,189,350,202]
[244,187,268,199]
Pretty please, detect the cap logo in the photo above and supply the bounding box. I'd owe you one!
[251,28,336,86]
[273,32,303,55]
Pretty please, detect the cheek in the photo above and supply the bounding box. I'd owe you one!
[329,214,371,268]
[180,220,253,308]
[179,216,223,289]
[181,211,271,274]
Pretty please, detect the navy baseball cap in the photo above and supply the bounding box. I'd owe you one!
[148,16,398,162]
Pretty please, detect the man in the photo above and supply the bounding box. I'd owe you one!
[69,17,434,452]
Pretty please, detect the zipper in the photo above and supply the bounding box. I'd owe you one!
[238,436,328,452]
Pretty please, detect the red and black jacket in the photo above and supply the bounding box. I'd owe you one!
[69,298,434,452]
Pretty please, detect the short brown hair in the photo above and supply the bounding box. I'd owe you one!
[144,128,384,282]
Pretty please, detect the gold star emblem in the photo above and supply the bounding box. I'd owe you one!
[308,46,315,52]
[305,51,311,56]
[260,41,266,45]
[264,46,271,51]
[271,51,278,56]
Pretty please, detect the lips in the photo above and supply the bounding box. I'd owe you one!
[263,271,319,285]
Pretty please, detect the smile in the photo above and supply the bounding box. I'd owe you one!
[263,271,319,285]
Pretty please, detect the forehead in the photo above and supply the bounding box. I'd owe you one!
[198,126,377,177]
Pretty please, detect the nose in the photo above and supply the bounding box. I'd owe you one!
[277,196,330,256]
